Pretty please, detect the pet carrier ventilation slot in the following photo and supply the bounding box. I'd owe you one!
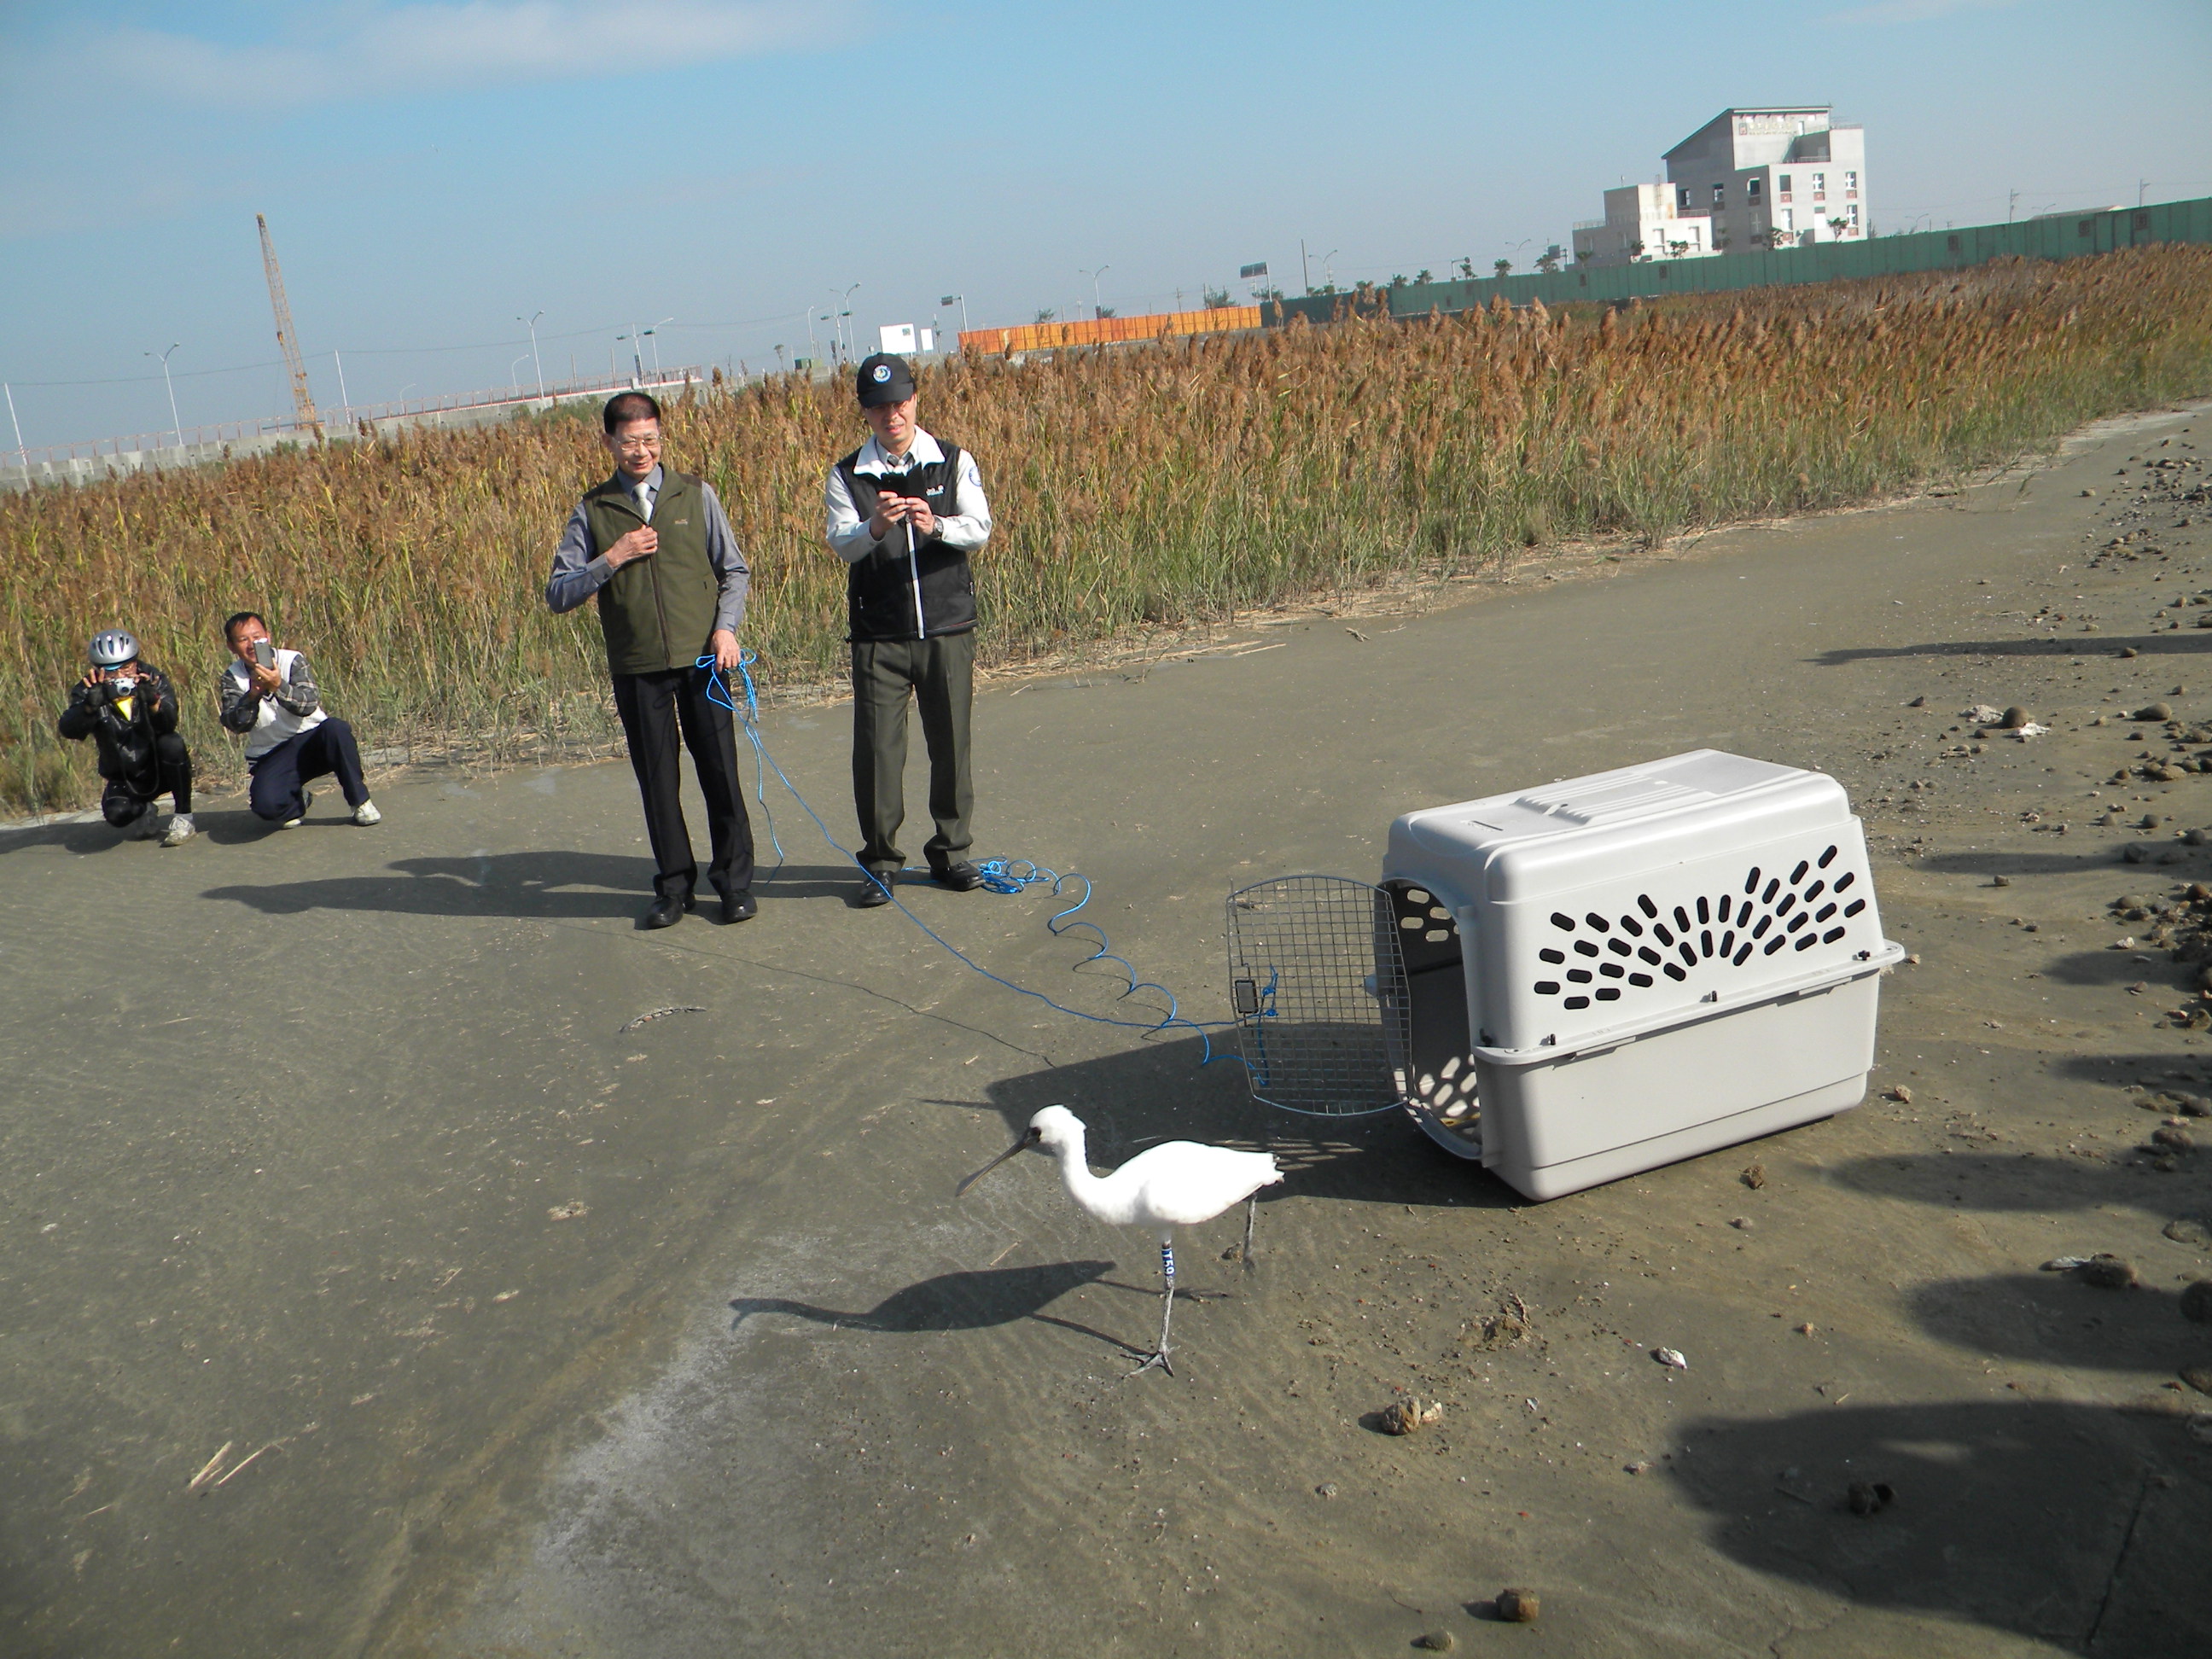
[1224,750,1903,1200]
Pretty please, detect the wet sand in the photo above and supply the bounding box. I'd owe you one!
[4,406,2211,1657]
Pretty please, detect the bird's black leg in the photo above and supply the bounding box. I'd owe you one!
[1125,1240,1176,1377]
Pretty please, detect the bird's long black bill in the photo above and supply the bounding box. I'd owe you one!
[956,1130,1038,1196]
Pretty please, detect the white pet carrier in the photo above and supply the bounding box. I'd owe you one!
[1225,751,1902,1201]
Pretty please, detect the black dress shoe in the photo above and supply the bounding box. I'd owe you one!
[930,859,986,892]
[853,870,896,908]
[643,892,694,929]
[718,888,757,924]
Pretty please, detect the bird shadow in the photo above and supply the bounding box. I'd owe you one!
[729,1259,1124,1349]
[937,1032,1523,1212]
[1666,1399,2212,1655]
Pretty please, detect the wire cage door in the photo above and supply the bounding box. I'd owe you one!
[1225,875,1410,1116]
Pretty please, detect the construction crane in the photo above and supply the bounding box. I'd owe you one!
[256,213,320,437]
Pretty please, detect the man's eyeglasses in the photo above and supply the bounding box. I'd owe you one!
[614,436,662,453]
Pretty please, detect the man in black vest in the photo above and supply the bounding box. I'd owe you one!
[548,392,756,928]
[824,353,994,907]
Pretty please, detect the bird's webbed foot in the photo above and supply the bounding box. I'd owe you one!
[1122,1347,1174,1378]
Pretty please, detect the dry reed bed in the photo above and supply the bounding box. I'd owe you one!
[5,245,2210,812]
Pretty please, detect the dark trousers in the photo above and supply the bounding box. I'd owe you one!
[850,632,974,874]
[611,667,755,902]
[101,734,193,824]
[248,719,367,821]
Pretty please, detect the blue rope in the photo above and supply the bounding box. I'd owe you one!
[698,651,1242,1065]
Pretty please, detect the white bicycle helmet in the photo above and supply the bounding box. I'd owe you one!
[89,629,140,668]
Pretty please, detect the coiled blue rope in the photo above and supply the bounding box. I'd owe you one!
[695,651,1241,1063]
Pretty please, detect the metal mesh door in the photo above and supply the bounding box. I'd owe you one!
[1225,875,1409,1116]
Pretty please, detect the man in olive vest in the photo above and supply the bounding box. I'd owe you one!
[824,353,993,908]
[548,392,756,928]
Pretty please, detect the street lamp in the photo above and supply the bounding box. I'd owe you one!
[836,282,860,362]
[940,293,969,336]
[1080,265,1110,318]
[1320,248,1339,290]
[146,343,182,447]
[519,310,546,399]
[511,353,532,393]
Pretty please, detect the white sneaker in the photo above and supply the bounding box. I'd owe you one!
[282,789,313,830]
[161,812,196,847]
[352,800,381,826]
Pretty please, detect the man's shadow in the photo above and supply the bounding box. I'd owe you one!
[730,1259,1123,1348]
[201,851,855,917]
[1668,1398,2212,1655]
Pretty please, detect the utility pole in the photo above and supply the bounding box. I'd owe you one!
[333,349,350,417]
[1301,238,1309,294]
[147,344,183,447]
[520,311,546,399]
[2139,178,2150,207]
[256,213,320,436]
[2008,189,2019,223]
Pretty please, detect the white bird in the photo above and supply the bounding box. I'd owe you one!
[957,1105,1283,1376]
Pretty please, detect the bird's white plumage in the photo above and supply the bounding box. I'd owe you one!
[1029,1105,1281,1237]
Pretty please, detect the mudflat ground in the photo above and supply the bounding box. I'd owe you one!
[4,406,2212,1659]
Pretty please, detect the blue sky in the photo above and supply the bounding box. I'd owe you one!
[3,0,2209,448]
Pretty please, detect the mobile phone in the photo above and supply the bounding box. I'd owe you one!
[253,639,276,670]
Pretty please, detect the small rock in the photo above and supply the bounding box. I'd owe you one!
[1414,1633,1456,1652]
[1314,1481,1339,1498]
[2181,1366,2212,1396]
[1796,1322,1816,1336]
[2163,1217,2212,1246]
[1654,1347,1689,1370]
[2128,981,2150,994]
[2082,487,2098,498]
[1495,1588,1540,1624]
[2001,706,2031,729]
[1904,952,1921,965]
[1965,703,2005,725]
[1741,1164,1767,1190]
[2184,1097,2212,1119]
[2182,1281,2212,1324]
[546,1201,588,1221]
[1992,876,2011,888]
[1885,1085,1913,1103]
[1906,695,1928,707]
[2121,647,2139,658]
[2151,1124,2195,1152]
[1377,1398,1442,1435]
[1847,1480,1896,1516]
[1730,1216,1755,1231]
[2079,1254,2139,1289]
[2139,702,2175,721]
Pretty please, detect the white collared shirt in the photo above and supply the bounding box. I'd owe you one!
[824,428,992,564]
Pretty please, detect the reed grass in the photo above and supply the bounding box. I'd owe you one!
[6,245,2211,812]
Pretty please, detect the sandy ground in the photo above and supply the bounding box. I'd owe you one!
[5,406,2212,1659]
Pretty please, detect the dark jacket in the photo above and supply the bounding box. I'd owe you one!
[835,444,977,642]
[579,470,722,674]
[58,665,181,784]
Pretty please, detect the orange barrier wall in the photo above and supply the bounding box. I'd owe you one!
[958,305,1261,356]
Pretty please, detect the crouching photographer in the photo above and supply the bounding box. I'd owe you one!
[218,612,381,830]
[56,628,196,847]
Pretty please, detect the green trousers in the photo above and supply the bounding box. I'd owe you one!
[850,631,975,873]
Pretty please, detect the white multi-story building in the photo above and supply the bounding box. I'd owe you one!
[1572,106,1867,265]
[1571,183,1716,266]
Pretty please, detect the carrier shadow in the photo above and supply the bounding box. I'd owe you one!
[1668,1399,2212,1656]
[954,1032,1518,1212]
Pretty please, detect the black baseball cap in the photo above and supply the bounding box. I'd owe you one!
[855,352,916,407]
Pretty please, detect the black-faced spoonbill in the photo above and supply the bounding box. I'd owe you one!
[957,1105,1283,1376]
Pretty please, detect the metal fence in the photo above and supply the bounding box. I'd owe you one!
[1266,195,2212,327]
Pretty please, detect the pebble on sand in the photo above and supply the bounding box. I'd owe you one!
[1730,1216,1755,1231]
[1414,1633,1456,1652]
[2181,1280,2212,1324]
[2121,647,2139,658]
[1885,1085,1913,1103]
[2138,702,2174,721]
[1378,1398,1443,1435]
[1847,1480,1896,1516]
[2078,1254,2139,1289]
[1741,1164,1767,1189]
[1494,1589,1540,1624]
[2151,1125,2195,1152]
[2181,1366,2212,1396]
[2001,706,2031,729]
[2163,1217,2212,1246]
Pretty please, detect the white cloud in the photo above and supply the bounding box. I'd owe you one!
[68,2,848,107]
[1824,0,2021,22]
